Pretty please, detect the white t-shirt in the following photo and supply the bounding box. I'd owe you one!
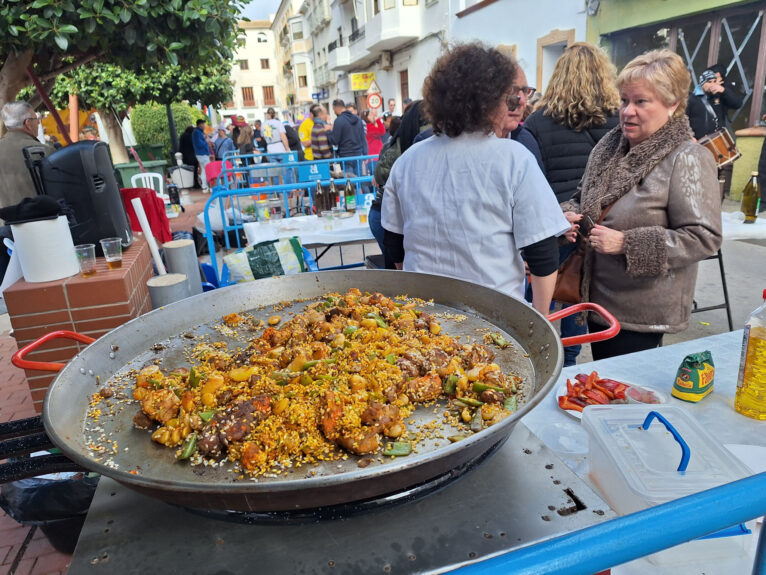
[263,119,286,153]
[382,132,570,301]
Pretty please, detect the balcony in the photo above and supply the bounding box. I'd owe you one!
[327,42,350,70]
[348,28,370,67]
[365,4,421,54]
[349,27,365,44]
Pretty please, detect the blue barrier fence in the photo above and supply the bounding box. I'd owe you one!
[202,173,375,284]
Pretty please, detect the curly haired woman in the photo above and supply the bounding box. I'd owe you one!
[381,43,571,315]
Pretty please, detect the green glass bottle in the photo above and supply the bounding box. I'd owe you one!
[740,171,760,224]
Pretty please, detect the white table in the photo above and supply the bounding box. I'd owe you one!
[721,210,766,241]
[523,330,765,574]
[243,214,375,267]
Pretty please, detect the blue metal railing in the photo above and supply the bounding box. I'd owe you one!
[453,471,766,574]
[201,174,375,283]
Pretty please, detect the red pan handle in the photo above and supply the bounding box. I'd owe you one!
[547,303,620,348]
[12,330,96,372]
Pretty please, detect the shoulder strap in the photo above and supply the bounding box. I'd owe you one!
[597,201,615,225]
[700,95,719,130]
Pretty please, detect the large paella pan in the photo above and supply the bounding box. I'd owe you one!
[14,270,617,511]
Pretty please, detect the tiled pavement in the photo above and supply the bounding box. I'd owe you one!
[0,188,209,575]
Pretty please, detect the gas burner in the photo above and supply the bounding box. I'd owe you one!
[180,439,506,525]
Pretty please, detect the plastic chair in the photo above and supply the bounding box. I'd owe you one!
[130,173,166,201]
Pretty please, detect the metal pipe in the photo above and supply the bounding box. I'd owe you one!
[754,519,766,575]
[453,471,766,575]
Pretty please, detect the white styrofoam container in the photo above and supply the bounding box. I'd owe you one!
[582,404,754,566]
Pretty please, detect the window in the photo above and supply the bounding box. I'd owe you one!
[260,58,270,69]
[292,22,304,40]
[338,26,344,47]
[373,0,380,15]
[297,63,308,87]
[400,70,409,102]
[239,60,249,70]
[257,33,268,43]
[263,86,276,106]
[225,100,235,109]
[242,87,255,107]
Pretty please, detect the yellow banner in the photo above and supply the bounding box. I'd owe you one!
[350,72,376,91]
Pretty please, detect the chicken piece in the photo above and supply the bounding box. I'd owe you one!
[424,348,451,370]
[240,442,268,471]
[197,396,271,458]
[414,312,434,330]
[320,391,344,440]
[141,388,181,424]
[396,357,419,380]
[361,402,404,438]
[336,429,380,455]
[462,343,496,368]
[404,373,443,403]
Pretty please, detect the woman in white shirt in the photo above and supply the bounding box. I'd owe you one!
[382,43,571,315]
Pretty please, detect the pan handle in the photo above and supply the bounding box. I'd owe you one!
[547,303,620,348]
[12,330,96,372]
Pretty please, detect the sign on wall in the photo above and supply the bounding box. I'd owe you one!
[350,72,376,91]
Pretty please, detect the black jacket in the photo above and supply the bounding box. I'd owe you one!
[330,111,366,157]
[686,82,744,140]
[523,109,619,203]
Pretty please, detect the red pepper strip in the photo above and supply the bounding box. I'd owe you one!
[566,378,575,396]
[574,373,589,385]
[583,388,610,405]
[558,395,587,412]
[585,371,600,386]
[599,378,629,399]
[591,380,615,400]
[611,384,628,400]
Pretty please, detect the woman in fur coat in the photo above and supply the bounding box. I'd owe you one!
[562,49,722,360]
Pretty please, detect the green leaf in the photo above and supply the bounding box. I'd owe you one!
[31,0,49,8]
[168,41,183,50]
[8,25,18,36]
[120,6,130,23]
[58,24,78,34]
[54,34,68,50]
[146,42,157,52]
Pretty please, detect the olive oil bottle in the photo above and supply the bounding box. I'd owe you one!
[740,171,760,223]
[735,289,766,420]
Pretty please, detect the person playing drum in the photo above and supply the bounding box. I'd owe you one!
[686,64,743,197]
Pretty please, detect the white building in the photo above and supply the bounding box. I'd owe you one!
[218,21,283,124]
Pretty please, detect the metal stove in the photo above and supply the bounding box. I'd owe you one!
[67,424,616,574]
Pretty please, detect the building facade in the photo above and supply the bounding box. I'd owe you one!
[219,21,282,124]
[587,0,766,131]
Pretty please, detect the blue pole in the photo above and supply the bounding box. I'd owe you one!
[452,471,766,575]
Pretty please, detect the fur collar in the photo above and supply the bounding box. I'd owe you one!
[580,116,694,222]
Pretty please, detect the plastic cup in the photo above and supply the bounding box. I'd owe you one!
[99,237,123,270]
[357,209,368,224]
[75,244,97,278]
[321,210,334,230]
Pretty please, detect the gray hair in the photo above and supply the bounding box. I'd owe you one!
[1,101,35,130]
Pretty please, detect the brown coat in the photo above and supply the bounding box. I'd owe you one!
[563,118,721,333]
[0,130,54,222]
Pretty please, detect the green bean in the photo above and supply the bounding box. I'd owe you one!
[489,332,510,348]
[343,325,358,336]
[365,312,388,328]
[504,396,517,413]
[443,374,459,395]
[472,382,504,394]
[470,409,484,432]
[199,410,216,422]
[454,397,483,408]
[177,433,197,460]
[385,353,396,365]
[188,367,200,388]
[301,358,337,370]
[383,442,412,456]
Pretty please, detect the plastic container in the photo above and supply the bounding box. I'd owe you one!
[582,404,753,566]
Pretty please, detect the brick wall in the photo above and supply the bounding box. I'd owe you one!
[4,238,153,413]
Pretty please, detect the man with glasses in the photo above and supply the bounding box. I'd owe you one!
[0,101,54,282]
[0,102,53,213]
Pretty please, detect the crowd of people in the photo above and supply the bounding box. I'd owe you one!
[180,99,408,191]
[1,40,762,366]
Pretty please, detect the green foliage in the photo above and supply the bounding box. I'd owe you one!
[0,0,246,69]
[131,101,204,160]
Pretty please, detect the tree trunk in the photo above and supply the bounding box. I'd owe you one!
[0,49,34,137]
[99,108,129,165]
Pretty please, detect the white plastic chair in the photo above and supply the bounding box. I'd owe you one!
[130,172,169,203]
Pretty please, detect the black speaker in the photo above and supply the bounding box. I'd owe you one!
[24,141,133,255]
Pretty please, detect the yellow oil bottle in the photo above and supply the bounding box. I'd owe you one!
[735,289,766,419]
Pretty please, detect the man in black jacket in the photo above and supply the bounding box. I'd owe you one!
[686,65,743,197]
[329,99,366,174]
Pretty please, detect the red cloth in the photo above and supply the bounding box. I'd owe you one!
[365,118,386,157]
[205,160,235,188]
[120,187,173,243]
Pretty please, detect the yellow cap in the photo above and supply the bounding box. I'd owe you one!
[752,171,759,176]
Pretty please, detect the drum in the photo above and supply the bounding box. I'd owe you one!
[698,128,741,168]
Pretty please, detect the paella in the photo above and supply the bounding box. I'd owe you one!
[124,288,524,477]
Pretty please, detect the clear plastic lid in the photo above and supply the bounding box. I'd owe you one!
[582,405,752,505]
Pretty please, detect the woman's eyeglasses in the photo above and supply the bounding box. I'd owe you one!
[505,86,536,110]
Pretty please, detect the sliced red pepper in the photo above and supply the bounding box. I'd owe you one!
[585,371,600,387]
[583,388,610,405]
[591,380,615,400]
[566,378,575,396]
[574,373,589,385]
[558,395,587,412]
[599,378,629,399]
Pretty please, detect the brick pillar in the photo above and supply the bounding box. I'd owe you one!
[5,238,153,412]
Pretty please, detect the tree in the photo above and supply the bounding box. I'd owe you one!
[0,0,245,122]
[51,62,233,163]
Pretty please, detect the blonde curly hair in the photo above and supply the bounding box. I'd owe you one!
[535,42,619,131]
[617,49,691,118]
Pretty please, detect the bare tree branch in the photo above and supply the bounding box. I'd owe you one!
[37,50,105,82]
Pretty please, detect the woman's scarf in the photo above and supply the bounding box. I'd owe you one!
[578,115,694,225]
